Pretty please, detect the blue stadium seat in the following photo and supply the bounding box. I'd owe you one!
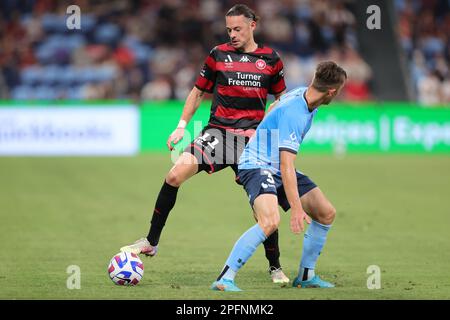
[58,67,77,86]
[77,67,96,83]
[79,14,97,32]
[11,85,33,100]
[40,65,60,85]
[96,67,116,82]
[21,67,42,86]
[35,43,55,65]
[123,38,154,64]
[34,85,57,100]
[66,34,86,49]
[94,23,121,45]
[66,86,84,99]
[41,14,66,33]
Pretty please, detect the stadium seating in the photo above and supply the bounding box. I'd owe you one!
[5,0,435,102]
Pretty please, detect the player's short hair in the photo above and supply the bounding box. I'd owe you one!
[226,4,259,23]
[312,61,347,92]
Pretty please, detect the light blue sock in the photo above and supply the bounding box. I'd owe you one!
[299,220,331,280]
[220,224,267,281]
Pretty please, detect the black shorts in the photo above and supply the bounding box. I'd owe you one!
[184,125,251,175]
[237,168,317,211]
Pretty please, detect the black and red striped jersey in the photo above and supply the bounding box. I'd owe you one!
[194,43,286,131]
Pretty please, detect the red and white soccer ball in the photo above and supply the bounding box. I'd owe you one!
[108,252,144,286]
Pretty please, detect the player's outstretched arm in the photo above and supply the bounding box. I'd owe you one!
[167,87,205,150]
[280,151,311,234]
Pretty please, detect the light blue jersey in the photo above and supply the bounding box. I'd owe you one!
[238,87,317,172]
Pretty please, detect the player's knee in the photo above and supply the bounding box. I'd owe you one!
[165,170,184,187]
[258,214,280,236]
[321,205,336,225]
[260,223,279,237]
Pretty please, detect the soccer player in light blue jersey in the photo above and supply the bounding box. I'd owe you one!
[211,61,347,291]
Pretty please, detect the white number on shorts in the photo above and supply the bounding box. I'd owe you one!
[197,133,219,150]
[263,170,275,184]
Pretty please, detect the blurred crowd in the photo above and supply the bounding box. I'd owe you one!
[0,0,372,102]
[396,0,450,105]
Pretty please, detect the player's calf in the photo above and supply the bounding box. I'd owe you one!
[253,194,280,236]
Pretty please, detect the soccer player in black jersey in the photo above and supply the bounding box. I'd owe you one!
[121,4,289,283]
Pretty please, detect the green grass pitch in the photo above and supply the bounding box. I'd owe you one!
[1,154,449,299]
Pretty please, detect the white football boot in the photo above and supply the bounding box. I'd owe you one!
[269,267,290,284]
[120,238,158,257]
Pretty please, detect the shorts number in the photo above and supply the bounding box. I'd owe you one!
[263,170,275,184]
[197,133,219,150]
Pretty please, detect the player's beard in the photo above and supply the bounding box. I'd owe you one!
[322,93,336,105]
[320,95,332,105]
[323,98,332,105]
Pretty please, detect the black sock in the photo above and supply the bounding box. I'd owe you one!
[216,265,230,281]
[146,181,179,246]
[302,268,309,281]
[263,229,281,269]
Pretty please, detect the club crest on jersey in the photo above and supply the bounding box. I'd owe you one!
[255,59,266,70]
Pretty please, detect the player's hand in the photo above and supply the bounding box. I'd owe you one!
[290,207,311,234]
[166,128,185,151]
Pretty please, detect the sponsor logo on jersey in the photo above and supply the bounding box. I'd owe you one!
[290,132,297,141]
[228,72,262,87]
[255,59,266,70]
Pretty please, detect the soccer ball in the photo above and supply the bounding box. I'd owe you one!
[108,252,144,286]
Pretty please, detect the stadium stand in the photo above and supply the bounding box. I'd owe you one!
[395,0,450,105]
[5,0,434,103]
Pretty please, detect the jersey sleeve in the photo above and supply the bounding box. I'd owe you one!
[278,108,306,154]
[194,47,217,93]
[268,52,286,95]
